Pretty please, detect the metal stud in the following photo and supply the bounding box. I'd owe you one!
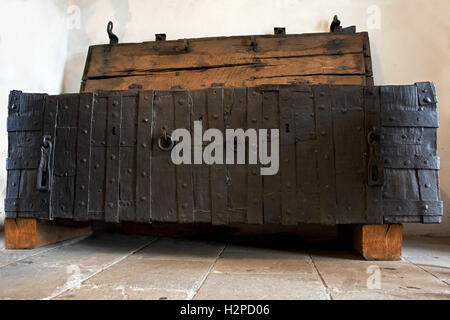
[423,97,432,104]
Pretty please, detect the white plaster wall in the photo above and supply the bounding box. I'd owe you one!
[0,0,449,236]
[0,0,69,229]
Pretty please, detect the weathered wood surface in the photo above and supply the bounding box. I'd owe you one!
[5,83,442,226]
[346,224,403,260]
[5,218,91,249]
[81,32,373,92]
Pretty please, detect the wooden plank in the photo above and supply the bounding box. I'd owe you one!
[88,148,106,220]
[88,95,107,220]
[292,87,320,223]
[262,89,281,224]
[52,127,77,219]
[331,86,365,224]
[119,147,136,221]
[4,219,91,250]
[104,94,122,222]
[313,86,337,225]
[5,170,20,218]
[225,88,247,224]
[73,93,93,221]
[246,87,263,224]
[207,87,228,225]
[84,74,366,92]
[119,95,138,222]
[190,89,211,223]
[174,90,195,223]
[136,91,153,223]
[380,85,418,112]
[53,125,77,179]
[279,87,297,225]
[85,33,367,79]
[85,53,364,82]
[151,91,177,222]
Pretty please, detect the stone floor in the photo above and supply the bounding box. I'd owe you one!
[0,232,449,300]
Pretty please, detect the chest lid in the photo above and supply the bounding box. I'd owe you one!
[81,22,373,92]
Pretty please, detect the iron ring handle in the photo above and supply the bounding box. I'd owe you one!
[157,131,174,151]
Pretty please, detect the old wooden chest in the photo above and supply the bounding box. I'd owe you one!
[5,28,443,227]
[5,82,442,225]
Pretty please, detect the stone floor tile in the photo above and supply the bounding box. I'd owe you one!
[57,284,188,300]
[0,234,154,300]
[61,256,213,293]
[138,238,225,261]
[312,259,450,300]
[224,244,310,260]
[213,248,313,274]
[403,236,450,284]
[194,273,329,300]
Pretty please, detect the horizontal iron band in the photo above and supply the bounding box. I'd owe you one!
[7,115,42,132]
[383,156,440,170]
[383,200,443,216]
[5,211,40,219]
[6,157,41,170]
[381,111,439,128]
[384,215,442,224]
[4,196,41,213]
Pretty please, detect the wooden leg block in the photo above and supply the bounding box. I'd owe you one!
[346,224,403,261]
[5,218,92,250]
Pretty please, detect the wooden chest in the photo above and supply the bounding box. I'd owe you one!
[5,82,442,225]
[5,30,442,227]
